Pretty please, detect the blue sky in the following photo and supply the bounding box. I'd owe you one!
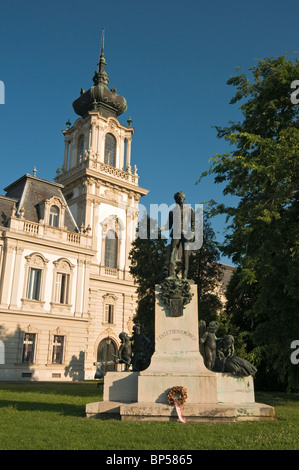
[0,0,298,265]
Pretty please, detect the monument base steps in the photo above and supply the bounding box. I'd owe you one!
[86,400,275,422]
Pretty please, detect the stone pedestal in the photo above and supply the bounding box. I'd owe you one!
[86,282,275,422]
[137,285,218,404]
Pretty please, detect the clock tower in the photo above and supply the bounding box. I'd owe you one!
[55,30,148,377]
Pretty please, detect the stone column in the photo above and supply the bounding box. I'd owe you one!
[75,259,85,316]
[63,140,70,170]
[0,243,15,308]
[126,138,132,173]
[9,246,24,309]
[82,260,90,316]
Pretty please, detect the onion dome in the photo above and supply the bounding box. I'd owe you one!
[72,29,127,119]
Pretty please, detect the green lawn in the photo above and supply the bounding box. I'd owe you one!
[0,381,298,450]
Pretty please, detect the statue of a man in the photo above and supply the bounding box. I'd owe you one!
[167,192,195,279]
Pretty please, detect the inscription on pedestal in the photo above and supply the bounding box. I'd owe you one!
[156,329,197,342]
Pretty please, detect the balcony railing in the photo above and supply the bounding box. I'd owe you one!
[8,216,92,249]
[55,158,139,186]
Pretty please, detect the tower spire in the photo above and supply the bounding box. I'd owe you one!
[100,27,105,60]
[73,27,127,118]
[98,27,105,70]
[94,27,109,87]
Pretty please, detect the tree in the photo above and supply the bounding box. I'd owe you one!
[199,55,299,391]
[188,217,224,325]
[129,216,167,338]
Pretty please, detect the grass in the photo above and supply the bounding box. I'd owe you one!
[0,381,298,450]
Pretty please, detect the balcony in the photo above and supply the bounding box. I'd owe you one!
[8,216,92,249]
[55,158,139,187]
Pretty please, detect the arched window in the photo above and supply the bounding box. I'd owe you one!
[49,205,59,227]
[52,258,75,307]
[104,133,116,167]
[104,230,118,268]
[23,253,49,305]
[77,135,84,164]
[97,337,117,373]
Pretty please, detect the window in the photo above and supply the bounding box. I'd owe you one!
[22,333,36,363]
[104,230,118,268]
[97,337,117,373]
[51,258,75,310]
[27,268,42,300]
[54,273,70,304]
[77,135,84,164]
[23,253,49,308]
[104,133,116,167]
[105,304,114,324]
[49,205,59,227]
[52,335,64,364]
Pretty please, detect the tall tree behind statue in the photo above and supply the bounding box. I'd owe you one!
[198,55,299,391]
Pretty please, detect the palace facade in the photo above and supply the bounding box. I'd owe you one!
[0,37,148,381]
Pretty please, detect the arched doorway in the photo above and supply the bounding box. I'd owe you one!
[97,337,117,374]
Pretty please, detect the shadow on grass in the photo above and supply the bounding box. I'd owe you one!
[0,381,104,417]
[0,381,103,397]
[0,398,87,417]
[256,391,299,407]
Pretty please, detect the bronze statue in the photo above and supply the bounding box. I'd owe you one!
[214,335,257,377]
[199,320,219,370]
[165,192,195,279]
[131,324,153,371]
[118,332,132,371]
[199,322,257,377]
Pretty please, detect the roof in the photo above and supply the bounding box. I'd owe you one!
[2,174,78,232]
[0,195,18,227]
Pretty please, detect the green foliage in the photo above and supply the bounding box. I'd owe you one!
[199,55,299,391]
[188,218,224,325]
[128,216,167,337]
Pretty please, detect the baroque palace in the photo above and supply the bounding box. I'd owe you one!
[0,37,148,381]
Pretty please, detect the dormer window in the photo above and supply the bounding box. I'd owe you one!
[104,133,116,167]
[49,205,59,227]
[40,197,66,229]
